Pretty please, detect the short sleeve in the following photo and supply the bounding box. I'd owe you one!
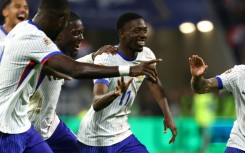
[215,65,240,92]
[26,32,62,65]
[93,53,114,86]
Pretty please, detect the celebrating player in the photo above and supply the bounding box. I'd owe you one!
[0,0,161,152]
[77,12,177,153]
[189,55,245,153]
[0,0,29,58]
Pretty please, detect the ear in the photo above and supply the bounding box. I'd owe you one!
[58,16,67,28]
[2,8,8,17]
[118,29,125,38]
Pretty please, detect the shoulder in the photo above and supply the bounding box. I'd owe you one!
[94,53,117,66]
[138,46,156,60]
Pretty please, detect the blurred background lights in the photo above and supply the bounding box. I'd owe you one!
[179,22,196,34]
[197,20,214,32]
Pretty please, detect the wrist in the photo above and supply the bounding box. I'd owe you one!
[113,90,121,96]
[118,66,130,76]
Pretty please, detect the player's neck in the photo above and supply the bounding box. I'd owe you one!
[2,23,14,33]
[118,45,138,58]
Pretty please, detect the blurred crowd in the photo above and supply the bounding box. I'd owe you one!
[212,0,245,64]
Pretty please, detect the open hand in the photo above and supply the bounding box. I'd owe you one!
[163,117,177,144]
[92,45,117,60]
[115,77,133,95]
[189,55,208,77]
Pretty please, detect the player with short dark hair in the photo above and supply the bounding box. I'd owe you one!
[0,0,160,152]
[0,0,29,59]
[189,55,245,153]
[77,12,177,153]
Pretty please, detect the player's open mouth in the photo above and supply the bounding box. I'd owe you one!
[17,14,26,21]
[137,40,145,46]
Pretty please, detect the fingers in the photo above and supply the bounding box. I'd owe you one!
[146,58,162,64]
[126,77,133,86]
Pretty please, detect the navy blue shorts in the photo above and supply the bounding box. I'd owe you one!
[78,134,149,153]
[46,119,79,153]
[225,147,245,153]
[0,126,53,153]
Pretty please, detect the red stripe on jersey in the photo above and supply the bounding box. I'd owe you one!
[16,60,37,90]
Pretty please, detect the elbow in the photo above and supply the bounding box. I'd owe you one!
[92,103,102,112]
[191,87,205,94]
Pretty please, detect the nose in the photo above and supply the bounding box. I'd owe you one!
[78,33,84,41]
[139,31,147,39]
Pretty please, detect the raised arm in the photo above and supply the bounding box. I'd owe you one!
[92,77,133,111]
[45,54,161,81]
[146,77,177,144]
[189,55,219,93]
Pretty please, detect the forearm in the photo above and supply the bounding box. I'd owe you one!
[46,54,121,79]
[147,79,173,118]
[93,91,119,111]
[191,76,216,93]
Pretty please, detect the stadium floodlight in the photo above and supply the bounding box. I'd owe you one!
[197,20,214,33]
[179,22,196,34]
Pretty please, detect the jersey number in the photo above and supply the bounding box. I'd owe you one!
[119,91,131,106]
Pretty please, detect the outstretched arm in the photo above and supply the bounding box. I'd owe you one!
[92,77,133,111]
[45,54,161,81]
[189,55,219,93]
[146,78,177,144]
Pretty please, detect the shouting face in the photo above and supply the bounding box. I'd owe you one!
[2,0,29,28]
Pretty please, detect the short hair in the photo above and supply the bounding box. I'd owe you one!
[39,0,69,13]
[116,12,143,31]
[0,0,11,23]
[0,0,11,11]
[69,11,80,22]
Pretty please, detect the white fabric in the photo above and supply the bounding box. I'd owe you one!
[216,65,245,150]
[28,54,94,139]
[0,26,8,61]
[0,20,62,134]
[77,47,156,146]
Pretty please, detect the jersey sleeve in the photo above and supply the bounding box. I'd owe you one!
[215,65,240,92]
[93,53,113,86]
[26,32,62,65]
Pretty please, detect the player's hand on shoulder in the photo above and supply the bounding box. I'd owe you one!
[92,45,118,60]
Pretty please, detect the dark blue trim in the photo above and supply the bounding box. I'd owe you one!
[94,79,109,86]
[35,72,46,91]
[215,76,223,90]
[0,26,8,35]
[0,48,4,63]
[41,51,63,64]
[28,20,40,30]
[116,50,137,61]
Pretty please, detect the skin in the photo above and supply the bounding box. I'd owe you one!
[32,7,161,82]
[56,19,84,58]
[189,55,219,93]
[2,0,29,32]
[92,18,177,144]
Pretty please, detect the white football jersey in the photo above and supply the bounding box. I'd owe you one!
[216,65,245,150]
[0,20,62,134]
[0,26,8,62]
[28,53,93,139]
[77,47,156,146]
